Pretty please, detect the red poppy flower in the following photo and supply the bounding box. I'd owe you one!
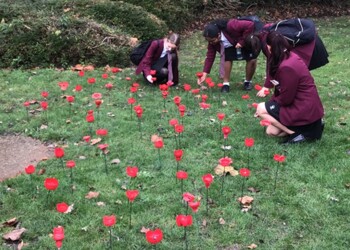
[217,83,223,88]
[134,105,143,118]
[178,105,186,117]
[165,80,172,86]
[111,67,121,73]
[130,86,138,93]
[125,77,132,81]
[201,94,208,102]
[200,102,211,109]
[103,215,116,227]
[146,228,163,245]
[56,202,69,213]
[244,138,255,147]
[66,96,74,103]
[56,240,63,248]
[101,73,108,79]
[95,99,103,107]
[40,101,48,110]
[217,113,225,121]
[176,214,193,227]
[264,89,270,95]
[176,170,188,180]
[196,72,203,78]
[189,201,200,213]
[174,149,183,161]
[25,165,35,174]
[86,114,95,123]
[202,174,213,188]
[174,124,184,133]
[105,83,113,89]
[152,77,157,82]
[242,94,250,100]
[126,166,138,178]
[222,126,231,139]
[205,77,212,84]
[66,160,75,168]
[150,70,156,76]
[260,119,271,127]
[207,81,215,88]
[159,84,169,91]
[55,147,64,158]
[87,78,96,84]
[75,85,83,92]
[254,84,262,91]
[78,70,85,77]
[154,139,164,149]
[173,96,181,106]
[162,91,168,99]
[23,101,30,107]
[182,192,195,202]
[53,226,65,241]
[183,84,191,91]
[239,168,251,177]
[191,88,200,94]
[169,118,178,127]
[219,157,233,167]
[87,110,94,114]
[96,129,108,136]
[126,190,139,202]
[252,102,258,109]
[58,81,69,91]
[132,82,140,88]
[92,93,102,99]
[273,154,286,163]
[41,91,49,98]
[83,135,91,143]
[44,177,59,191]
[98,144,109,151]
[127,97,136,105]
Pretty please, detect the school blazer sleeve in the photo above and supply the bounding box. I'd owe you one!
[226,19,255,47]
[136,40,163,76]
[203,43,220,74]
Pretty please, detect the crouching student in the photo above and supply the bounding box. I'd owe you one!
[255,31,324,144]
[135,33,180,86]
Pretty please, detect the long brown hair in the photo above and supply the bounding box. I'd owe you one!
[266,31,291,77]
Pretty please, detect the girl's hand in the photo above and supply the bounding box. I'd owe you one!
[256,87,269,97]
[146,75,153,83]
[197,72,208,85]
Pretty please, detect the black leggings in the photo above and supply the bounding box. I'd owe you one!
[143,52,178,84]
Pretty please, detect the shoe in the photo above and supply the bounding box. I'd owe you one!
[244,81,253,91]
[283,133,308,144]
[221,85,230,93]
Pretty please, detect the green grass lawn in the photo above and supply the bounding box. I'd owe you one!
[0,16,349,250]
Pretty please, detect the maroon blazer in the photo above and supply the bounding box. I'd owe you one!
[202,19,255,74]
[135,39,179,84]
[270,52,324,126]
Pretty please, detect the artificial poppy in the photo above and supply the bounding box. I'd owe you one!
[44,177,59,191]
[145,228,163,245]
[127,97,136,105]
[53,226,65,241]
[202,173,213,188]
[174,124,184,133]
[41,91,49,98]
[58,82,69,91]
[182,192,195,202]
[126,190,139,202]
[189,201,200,213]
[78,71,85,77]
[40,101,48,110]
[244,138,255,147]
[183,84,191,91]
[217,113,225,121]
[126,166,138,178]
[169,118,178,127]
[219,157,233,167]
[159,84,169,91]
[222,126,231,139]
[196,72,203,78]
[176,214,193,227]
[174,149,183,161]
[92,93,102,99]
[96,129,108,136]
[101,73,108,79]
[191,89,200,94]
[173,96,181,106]
[176,171,188,180]
[178,105,186,117]
[56,202,69,213]
[54,147,64,158]
[66,160,75,168]
[25,165,35,174]
[201,94,208,102]
[242,94,250,100]
[75,85,83,92]
[87,78,96,84]
[86,114,94,123]
[66,96,74,103]
[273,154,286,163]
[102,215,116,227]
[239,168,251,177]
[83,135,91,143]
[111,67,121,73]
[260,119,271,126]
[105,83,113,89]
[154,139,164,149]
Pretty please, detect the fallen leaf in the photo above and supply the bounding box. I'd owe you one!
[3,218,18,227]
[37,168,46,175]
[214,165,238,176]
[238,196,254,205]
[79,156,86,160]
[345,183,350,189]
[96,202,105,207]
[40,124,48,130]
[111,159,121,164]
[66,119,71,124]
[85,191,99,199]
[121,184,127,190]
[247,187,260,193]
[2,228,26,241]
[17,240,24,250]
[83,65,95,71]
[202,219,207,227]
[81,226,89,231]
[222,101,227,106]
[90,138,101,145]
[247,243,258,249]
[115,200,122,205]
[219,218,226,225]
[151,134,161,143]
[64,204,74,213]
[140,226,149,234]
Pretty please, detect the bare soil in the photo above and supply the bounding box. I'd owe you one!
[0,135,54,181]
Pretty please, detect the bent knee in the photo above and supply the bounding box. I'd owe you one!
[256,102,266,116]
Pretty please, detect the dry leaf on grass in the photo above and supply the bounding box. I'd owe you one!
[85,191,100,199]
[202,219,207,227]
[2,228,26,241]
[219,218,226,225]
[247,187,260,193]
[111,159,121,164]
[247,243,258,249]
[96,202,105,207]
[64,204,74,213]
[129,37,139,47]
[37,168,46,175]
[238,196,254,205]
[2,218,18,227]
[90,138,101,145]
[151,134,162,143]
[140,226,149,234]
[214,165,238,176]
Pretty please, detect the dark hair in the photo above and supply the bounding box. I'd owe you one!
[168,33,181,47]
[203,19,228,38]
[266,31,291,77]
[244,34,262,56]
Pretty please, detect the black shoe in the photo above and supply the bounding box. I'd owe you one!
[221,85,230,93]
[283,133,308,144]
[244,81,253,90]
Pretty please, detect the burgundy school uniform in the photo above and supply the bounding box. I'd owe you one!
[135,39,179,84]
[268,52,324,126]
[203,19,255,74]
